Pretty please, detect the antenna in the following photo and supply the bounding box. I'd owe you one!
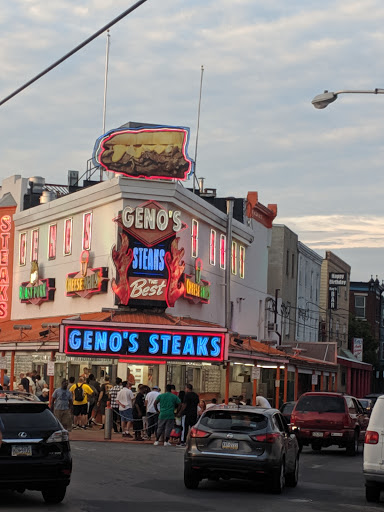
[101,29,111,182]
[193,65,205,195]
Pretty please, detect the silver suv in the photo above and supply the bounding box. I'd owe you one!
[184,405,299,494]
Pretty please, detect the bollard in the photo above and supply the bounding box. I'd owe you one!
[104,401,112,440]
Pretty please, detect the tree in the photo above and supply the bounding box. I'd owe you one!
[348,315,378,366]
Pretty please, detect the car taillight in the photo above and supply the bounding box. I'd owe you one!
[365,431,379,445]
[343,414,351,428]
[47,430,69,443]
[251,433,280,443]
[189,427,210,438]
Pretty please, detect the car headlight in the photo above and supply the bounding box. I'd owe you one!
[47,430,69,443]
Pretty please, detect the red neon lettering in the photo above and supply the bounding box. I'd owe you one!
[65,220,72,254]
[0,285,8,301]
[0,215,11,232]
[32,230,39,260]
[0,302,7,318]
[49,225,57,259]
[83,213,92,250]
[0,233,9,250]
[0,250,8,265]
[0,268,9,284]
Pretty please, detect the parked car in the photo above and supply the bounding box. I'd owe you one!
[290,392,369,455]
[364,395,384,502]
[364,393,384,408]
[184,405,300,494]
[358,398,373,416]
[280,401,296,424]
[0,391,72,503]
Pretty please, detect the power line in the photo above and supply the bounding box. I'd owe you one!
[0,0,149,107]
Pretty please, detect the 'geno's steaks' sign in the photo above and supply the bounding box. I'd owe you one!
[62,323,225,362]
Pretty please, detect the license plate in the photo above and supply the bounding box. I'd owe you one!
[331,432,343,437]
[312,432,324,437]
[222,441,239,450]
[12,445,32,457]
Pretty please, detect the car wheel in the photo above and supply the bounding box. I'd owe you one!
[270,460,285,494]
[184,467,200,489]
[286,456,299,487]
[311,441,322,452]
[366,485,381,502]
[41,485,67,504]
[346,431,358,456]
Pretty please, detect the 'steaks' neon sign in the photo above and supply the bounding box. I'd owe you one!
[64,325,224,362]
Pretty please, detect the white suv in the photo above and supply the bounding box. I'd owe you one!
[364,395,384,502]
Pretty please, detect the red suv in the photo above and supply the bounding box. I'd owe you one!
[290,392,368,455]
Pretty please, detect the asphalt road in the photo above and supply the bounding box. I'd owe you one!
[0,443,382,512]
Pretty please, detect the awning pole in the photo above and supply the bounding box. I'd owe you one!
[320,371,324,391]
[275,366,281,409]
[252,364,257,406]
[10,351,15,390]
[283,364,288,403]
[49,351,55,403]
[0,351,4,387]
[294,367,298,401]
[225,362,230,404]
[311,370,316,391]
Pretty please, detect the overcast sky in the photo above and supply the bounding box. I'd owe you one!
[1,0,384,282]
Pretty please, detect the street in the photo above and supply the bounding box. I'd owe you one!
[0,443,381,512]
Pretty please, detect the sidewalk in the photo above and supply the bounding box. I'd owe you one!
[69,426,175,445]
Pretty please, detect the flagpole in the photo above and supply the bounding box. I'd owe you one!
[193,65,204,194]
[101,30,111,181]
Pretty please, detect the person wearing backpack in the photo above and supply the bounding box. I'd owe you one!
[69,376,94,430]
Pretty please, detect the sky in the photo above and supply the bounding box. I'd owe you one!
[1,0,384,282]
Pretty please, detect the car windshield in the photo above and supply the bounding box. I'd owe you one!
[200,410,268,431]
[0,404,58,430]
[295,396,345,413]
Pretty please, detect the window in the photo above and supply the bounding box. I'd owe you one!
[355,295,366,318]
[231,241,237,275]
[82,212,93,251]
[48,224,57,260]
[209,229,216,266]
[31,229,39,262]
[239,246,245,279]
[19,232,27,266]
[191,219,198,258]
[64,218,73,256]
[291,253,295,278]
[220,234,226,269]
[286,250,289,276]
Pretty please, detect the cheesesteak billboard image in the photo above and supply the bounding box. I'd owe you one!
[93,125,194,181]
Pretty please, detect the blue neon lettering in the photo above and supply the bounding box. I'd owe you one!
[132,247,139,269]
[138,247,143,268]
[149,334,159,354]
[159,250,165,271]
[109,332,122,352]
[147,249,153,271]
[182,336,195,356]
[210,337,221,357]
[83,331,93,350]
[68,330,82,350]
[128,333,139,353]
[161,334,171,354]
[171,335,181,355]
[143,248,148,270]
[196,337,209,356]
[95,331,107,351]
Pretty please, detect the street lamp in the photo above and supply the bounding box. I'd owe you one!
[311,88,384,109]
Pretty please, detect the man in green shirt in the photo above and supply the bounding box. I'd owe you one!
[154,384,181,446]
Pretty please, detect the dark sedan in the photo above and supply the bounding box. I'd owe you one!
[184,405,299,494]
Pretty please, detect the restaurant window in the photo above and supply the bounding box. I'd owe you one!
[64,218,73,256]
[239,246,245,279]
[355,295,366,319]
[19,232,27,266]
[31,229,39,262]
[231,241,237,275]
[82,212,93,251]
[48,223,57,260]
[191,219,198,258]
[209,229,216,266]
[220,234,226,269]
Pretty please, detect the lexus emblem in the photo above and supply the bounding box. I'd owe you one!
[18,432,28,438]
[226,433,234,439]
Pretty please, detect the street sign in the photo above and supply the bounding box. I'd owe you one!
[252,366,261,380]
[47,361,55,376]
[312,374,318,385]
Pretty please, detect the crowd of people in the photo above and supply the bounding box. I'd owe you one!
[0,366,272,444]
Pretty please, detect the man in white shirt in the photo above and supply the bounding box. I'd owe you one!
[145,385,160,439]
[116,381,134,438]
[256,395,272,408]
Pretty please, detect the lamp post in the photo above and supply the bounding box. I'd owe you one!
[311,89,384,109]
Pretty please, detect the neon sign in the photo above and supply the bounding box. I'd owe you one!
[92,125,195,181]
[184,258,210,304]
[19,232,27,266]
[64,218,72,255]
[82,212,92,251]
[48,224,57,260]
[64,325,225,362]
[66,251,109,299]
[0,211,14,321]
[19,262,55,305]
[112,201,187,308]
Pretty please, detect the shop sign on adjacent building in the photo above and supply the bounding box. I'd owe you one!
[92,125,194,181]
[329,272,347,286]
[66,251,109,299]
[111,200,187,308]
[184,258,210,304]
[61,322,225,362]
[352,338,363,362]
[19,262,55,305]
[329,286,338,310]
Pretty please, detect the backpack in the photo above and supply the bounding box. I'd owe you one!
[74,384,84,402]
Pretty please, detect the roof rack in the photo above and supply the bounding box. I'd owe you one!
[0,391,40,402]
